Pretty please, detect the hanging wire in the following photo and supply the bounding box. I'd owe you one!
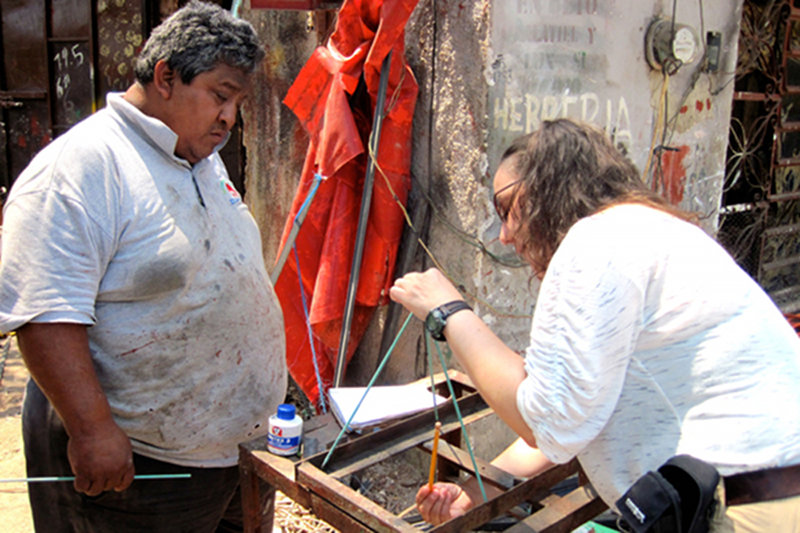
[320,315,490,507]
[643,71,671,184]
[321,312,415,469]
[430,333,488,503]
[366,141,532,320]
[294,246,328,414]
[426,330,440,422]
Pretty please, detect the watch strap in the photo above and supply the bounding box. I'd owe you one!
[427,300,472,341]
[437,300,472,318]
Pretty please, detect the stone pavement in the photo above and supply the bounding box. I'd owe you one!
[0,334,34,532]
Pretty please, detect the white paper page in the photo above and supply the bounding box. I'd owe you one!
[329,384,448,431]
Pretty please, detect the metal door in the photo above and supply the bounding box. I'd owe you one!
[0,0,147,198]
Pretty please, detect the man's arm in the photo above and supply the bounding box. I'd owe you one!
[17,322,134,495]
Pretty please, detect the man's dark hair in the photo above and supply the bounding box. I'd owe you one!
[134,0,265,85]
[501,119,696,276]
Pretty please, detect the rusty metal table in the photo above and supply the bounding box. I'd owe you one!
[239,371,607,532]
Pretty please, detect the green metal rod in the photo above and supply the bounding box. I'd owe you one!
[0,473,192,483]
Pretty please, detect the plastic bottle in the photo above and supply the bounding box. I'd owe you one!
[267,403,303,456]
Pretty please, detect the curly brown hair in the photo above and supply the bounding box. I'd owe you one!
[501,119,696,276]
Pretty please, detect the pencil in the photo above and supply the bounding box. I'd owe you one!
[427,421,442,489]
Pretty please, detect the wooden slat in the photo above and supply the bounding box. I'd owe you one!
[241,448,312,507]
[239,451,265,533]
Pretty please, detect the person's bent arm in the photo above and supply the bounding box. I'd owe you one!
[389,268,537,445]
[17,322,134,495]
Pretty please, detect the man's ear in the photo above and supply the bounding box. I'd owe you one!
[152,59,177,99]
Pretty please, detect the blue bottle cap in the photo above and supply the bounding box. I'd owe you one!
[277,403,296,420]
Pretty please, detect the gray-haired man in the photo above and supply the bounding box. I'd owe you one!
[0,2,286,530]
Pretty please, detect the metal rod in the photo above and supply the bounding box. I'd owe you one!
[332,50,393,387]
[271,172,325,284]
[0,473,192,483]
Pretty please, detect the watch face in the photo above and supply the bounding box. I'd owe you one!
[425,308,446,339]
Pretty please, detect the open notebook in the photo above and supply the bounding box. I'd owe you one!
[328,383,448,431]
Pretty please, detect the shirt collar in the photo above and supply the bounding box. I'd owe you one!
[105,92,230,166]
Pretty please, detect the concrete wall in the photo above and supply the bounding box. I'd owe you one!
[241,0,743,459]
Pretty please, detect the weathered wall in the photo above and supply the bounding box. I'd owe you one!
[239,8,334,268]
[242,0,743,459]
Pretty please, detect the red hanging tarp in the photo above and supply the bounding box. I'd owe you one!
[275,0,419,408]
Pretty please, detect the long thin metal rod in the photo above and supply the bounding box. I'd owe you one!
[271,172,325,284]
[0,474,192,483]
[333,50,393,387]
[322,312,413,469]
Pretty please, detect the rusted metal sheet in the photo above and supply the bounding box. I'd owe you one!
[51,0,90,37]
[1,0,48,90]
[4,101,50,181]
[1,0,50,184]
[49,0,93,133]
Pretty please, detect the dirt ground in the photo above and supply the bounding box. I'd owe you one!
[0,334,34,532]
[0,334,419,533]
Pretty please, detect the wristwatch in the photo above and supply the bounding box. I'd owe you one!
[424,300,472,341]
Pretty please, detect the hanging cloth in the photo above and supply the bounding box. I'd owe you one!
[276,0,419,408]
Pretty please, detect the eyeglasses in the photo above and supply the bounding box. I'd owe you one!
[492,178,523,222]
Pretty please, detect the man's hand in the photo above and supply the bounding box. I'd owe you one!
[17,322,135,496]
[415,482,475,525]
[67,422,135,495]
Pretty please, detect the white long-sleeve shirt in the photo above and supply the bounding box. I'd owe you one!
[516,204,800,507]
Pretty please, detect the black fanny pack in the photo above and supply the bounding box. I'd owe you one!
[616,455,720,533]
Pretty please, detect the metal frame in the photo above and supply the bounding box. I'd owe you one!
[239,371,606,532]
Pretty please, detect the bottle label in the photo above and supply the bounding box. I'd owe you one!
[267,423,301,455]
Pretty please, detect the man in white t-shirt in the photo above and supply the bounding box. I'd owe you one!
[0,2,286,531]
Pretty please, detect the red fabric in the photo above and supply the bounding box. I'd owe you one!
[785,313,800,336]
[275,0,419,408]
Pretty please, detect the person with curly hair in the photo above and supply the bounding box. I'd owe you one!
[392,119,800,531]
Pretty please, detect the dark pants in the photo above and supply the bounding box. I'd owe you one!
[22,379,274,533]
